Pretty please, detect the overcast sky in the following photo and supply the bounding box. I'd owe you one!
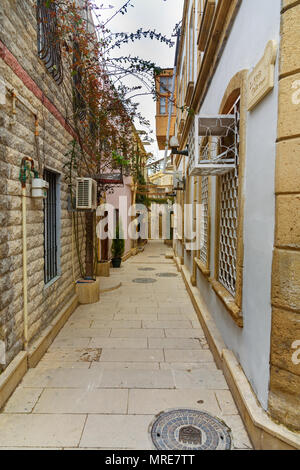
[95,0,184,162]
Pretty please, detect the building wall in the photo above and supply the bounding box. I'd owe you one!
[0,0,83,368]
[106,176,134,257]
[268,0,300,431]
[175,0,282,410]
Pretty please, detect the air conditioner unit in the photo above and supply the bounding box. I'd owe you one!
[76,178,97,210]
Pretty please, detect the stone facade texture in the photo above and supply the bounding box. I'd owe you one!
[269,0,300,431]
[0,0,84,368]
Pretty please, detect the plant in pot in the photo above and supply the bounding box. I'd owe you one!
[111,221,125,268]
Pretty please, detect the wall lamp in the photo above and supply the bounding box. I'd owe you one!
[170,136,189,157]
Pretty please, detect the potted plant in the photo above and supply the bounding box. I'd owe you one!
[111,221,125,268]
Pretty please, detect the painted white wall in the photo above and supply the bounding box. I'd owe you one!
[188,0,281,409]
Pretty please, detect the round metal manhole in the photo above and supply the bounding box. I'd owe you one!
[156,272,178,278]
[150,409,232,450]
[132,278,157,284]
[138,268,156,272]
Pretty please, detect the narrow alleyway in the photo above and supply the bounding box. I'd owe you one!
[0,241,252,450]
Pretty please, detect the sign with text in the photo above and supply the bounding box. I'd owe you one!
[248,40,277,111]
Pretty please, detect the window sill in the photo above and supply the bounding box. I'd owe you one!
[209,279,243,328]
[44,274,61,290]
[194,258,210,278]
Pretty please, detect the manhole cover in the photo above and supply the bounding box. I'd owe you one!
[156,273,178,278]
[150,409,231,450]
[138,268,156,272]
[132,278,157,284]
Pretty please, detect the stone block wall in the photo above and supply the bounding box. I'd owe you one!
[269,0,300,430]
[0,0,85,368]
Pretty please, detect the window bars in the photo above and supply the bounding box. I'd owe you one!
[37,0,63,84]
[218,97,240,296]
[44,170,58,284]
[199,175,209,266]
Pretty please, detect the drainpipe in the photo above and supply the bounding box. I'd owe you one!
[20,156,35,350]
[163,31,181,175]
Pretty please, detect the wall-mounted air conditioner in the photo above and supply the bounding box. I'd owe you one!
[76,178,97,210]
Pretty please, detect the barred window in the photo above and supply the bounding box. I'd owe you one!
[73,41,87,121]
[199,175,209,266]
[44,169,60,284]
[37,0,63,84]
[218,97,240,296]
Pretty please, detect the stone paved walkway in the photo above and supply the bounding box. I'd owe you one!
[0,241,252,449]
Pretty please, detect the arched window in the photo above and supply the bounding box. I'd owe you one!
[37,0,63,84]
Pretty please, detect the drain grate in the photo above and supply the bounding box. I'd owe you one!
[132,278,157,284]
[156,273,178,278]
[148,256,160,258]
[150,409,231,450]
[138,268,156,272]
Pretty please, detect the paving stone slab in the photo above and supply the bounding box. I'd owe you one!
[57,328,111,339]
[148,338,202,350]
[90,362,160,370]
[99,349,164,363]
[3,387,43,413]
[110,329,164,338]
[173,369,228,390]
[33,388,128,414]
[128,389,221,416]
[164,349,214,363]
[142,320,192,329]
[92,320,142,329]
[89,338,147,349]
[98,369,175,389]
[164,328,205,339]
[0,414,86,447]
[159,362,218,371]
[79,415,154,449]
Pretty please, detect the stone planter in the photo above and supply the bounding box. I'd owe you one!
[96,261,110,277]
[76,278,100,304]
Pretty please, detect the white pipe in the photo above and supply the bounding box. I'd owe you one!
[163,64,177,175]
[22,187,28,350]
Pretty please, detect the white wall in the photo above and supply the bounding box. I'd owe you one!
[190,0,281,409]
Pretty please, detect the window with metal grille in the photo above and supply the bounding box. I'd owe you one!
[199,175,209,266]
[44,170,59,284]
[37,0,63,84]
[218,97,240,296]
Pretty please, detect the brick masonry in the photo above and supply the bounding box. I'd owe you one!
[269,1,300,430]
[0,0,84,368]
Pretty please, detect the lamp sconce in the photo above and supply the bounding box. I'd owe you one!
[170,136,189,157]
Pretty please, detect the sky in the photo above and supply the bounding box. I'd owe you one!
[95,0,184,163]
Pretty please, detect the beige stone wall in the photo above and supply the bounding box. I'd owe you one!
[0,1,84,368]
[269,1,300,430]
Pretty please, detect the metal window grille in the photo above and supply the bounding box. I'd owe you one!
[218,98,240,296]
[44,170,58,284]
[37,0,63,84]
[199,175,209,265]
